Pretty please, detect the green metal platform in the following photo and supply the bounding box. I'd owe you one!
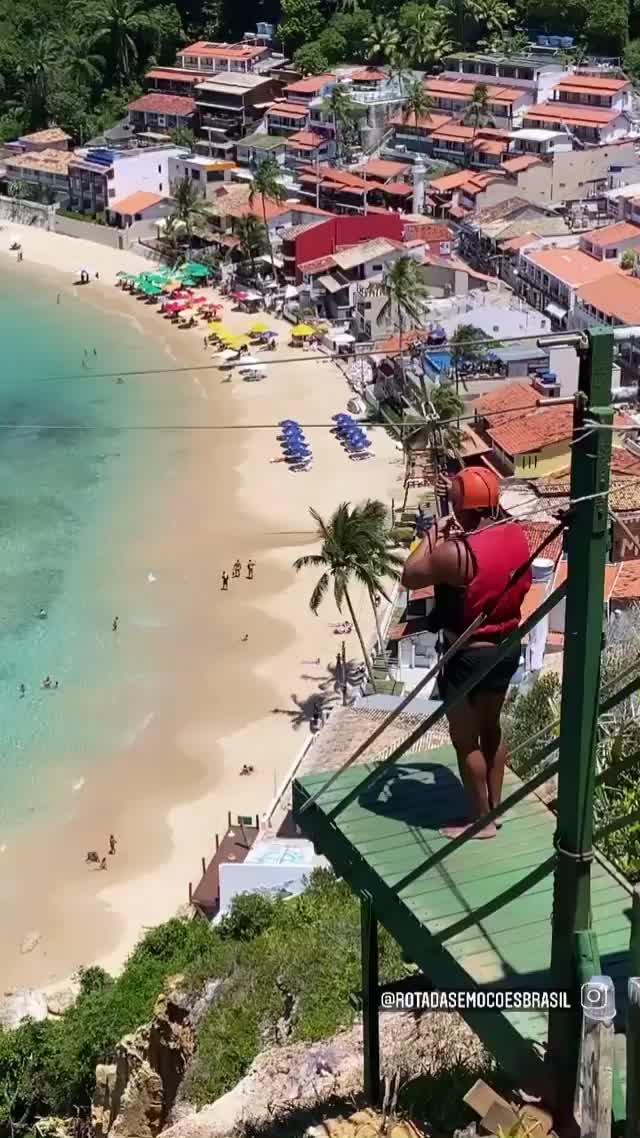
[292,744,634,1091]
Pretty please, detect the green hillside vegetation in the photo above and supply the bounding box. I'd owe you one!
[0,0,638,149]
[0,870,407,1133]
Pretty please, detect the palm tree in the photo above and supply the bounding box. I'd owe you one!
[399,9,453,69]
[293,502,402,686]
[356,499,404,653]
[171,176,207,253]
[232,214,268,283]
[402,79,435,133]
[463,83,495,148]
[365,16,400,64]
[249,156,285,279]
[429,381,465,453]
[18,33,58,127]
[159,213,186,264]
[379,256,429,378]
[322,84,364,164]
[90,0,151,83]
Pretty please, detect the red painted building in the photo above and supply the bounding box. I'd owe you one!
[281,212,405,282]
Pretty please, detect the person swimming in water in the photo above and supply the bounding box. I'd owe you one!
[38,608,46,619]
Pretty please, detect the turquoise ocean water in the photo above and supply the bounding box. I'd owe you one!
[0,269,188,833]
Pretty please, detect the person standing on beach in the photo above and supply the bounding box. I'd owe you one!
[99,857,107,870]
[233,559,241,578]
[221,571,229,591]
[246,560,255,580]
[19,684,25,698]
[109,834,117,855]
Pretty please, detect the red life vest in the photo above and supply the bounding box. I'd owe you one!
[433,522,532,641]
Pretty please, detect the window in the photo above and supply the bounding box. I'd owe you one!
[522,452,538,470]
[108,188,115,197]
[191,168,201,179]
[159,182,163,191]
[158,164,162,173]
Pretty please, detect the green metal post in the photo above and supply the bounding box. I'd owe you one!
[361,892,380,1105]
[627,888,640,1138]
[547,328,614,1121]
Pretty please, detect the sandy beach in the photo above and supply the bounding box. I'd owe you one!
[0,223,401,992]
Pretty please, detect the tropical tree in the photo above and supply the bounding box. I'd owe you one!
[397,8,453,69]
[356,499,404,652]
[443,0,515,47]
[293,502,402,685]
[379,256,429,372]
[158,213,186,263]
[428,380,465,457]
[322,83,365,162]
[402,79,435,132]
[170,126,196,149]
[293,42,330,75]
[463,82,495,143]
[249,156,285,279]
[449,323,489,393]
[171,176,207,252]
[18,33,58,127]
[365,16,400,64]
[90,0,152,84]
[232,214,269,282]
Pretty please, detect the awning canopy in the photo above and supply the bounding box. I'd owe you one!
[332,332,356,345]
[544,301,568,321]
[256,253,284,269]
[317,272,346,294]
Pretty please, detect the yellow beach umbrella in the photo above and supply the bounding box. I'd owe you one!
[250,320,270,333]
[210,323,232,335]
[409,537,422,553]
[292,323,315,337]
[226,334,251,349]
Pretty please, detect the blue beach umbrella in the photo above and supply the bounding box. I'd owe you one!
[285,443,310,454]
[279,419,299,427]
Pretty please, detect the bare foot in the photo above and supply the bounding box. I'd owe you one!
[440,823,498,840]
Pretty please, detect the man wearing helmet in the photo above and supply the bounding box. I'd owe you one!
[402,467,532,839]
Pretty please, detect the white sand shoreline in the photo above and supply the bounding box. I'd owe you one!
[0,222,402,997]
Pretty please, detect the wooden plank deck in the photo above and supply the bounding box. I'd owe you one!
[292,744,634,1091]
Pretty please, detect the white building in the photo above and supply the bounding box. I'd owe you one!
[442,50,569,104]
[68,145,188,215]
[168,153,235,199]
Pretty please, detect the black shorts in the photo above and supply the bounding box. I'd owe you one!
[437,640,521,704]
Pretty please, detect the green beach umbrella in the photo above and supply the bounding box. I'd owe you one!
[180,262,209,278]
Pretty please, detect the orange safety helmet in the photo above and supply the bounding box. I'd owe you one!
[451,467,500,511]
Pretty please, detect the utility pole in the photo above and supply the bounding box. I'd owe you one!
[547,328,614,1123]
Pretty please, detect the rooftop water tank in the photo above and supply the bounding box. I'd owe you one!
[561,36,574,47]
[538,35,549,46]
[549,36,561,47]
[532,557,555,582]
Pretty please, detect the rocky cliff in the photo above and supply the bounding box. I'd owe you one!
[160,1010,487,1138]
[92,976,221,1138]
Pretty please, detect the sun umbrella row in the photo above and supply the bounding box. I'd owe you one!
[332,413,372,457]
[278,420,312,469]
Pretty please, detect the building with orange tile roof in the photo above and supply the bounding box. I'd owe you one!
[517,244,622,325]
[176,40,269,72]
[579,222,640,262]
[522,101,633,143]
[575,271,640,328]
[108,191,169,227]
[473,378,633,478]
[285,74,335,98]
[422,77,531,128]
